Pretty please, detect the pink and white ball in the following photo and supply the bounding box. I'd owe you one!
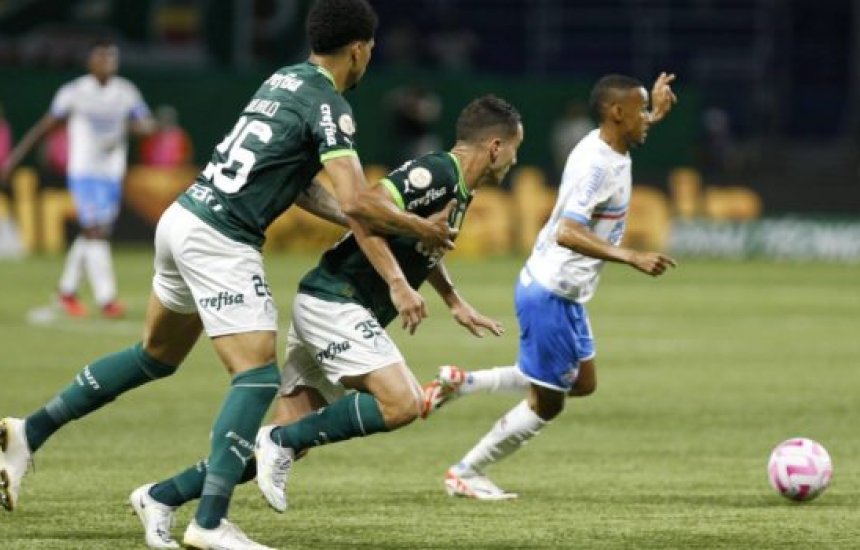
[767,437,833,502]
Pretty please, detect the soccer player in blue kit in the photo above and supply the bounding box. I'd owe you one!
[1,39,155,318]
[423,73,679,500]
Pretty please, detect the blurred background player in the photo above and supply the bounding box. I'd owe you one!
[0,38,155,319]
[123,96,522,538]
[422,73,678,500]
[1,0,457,547]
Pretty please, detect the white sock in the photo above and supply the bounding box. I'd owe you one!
[454,400,547,474]
[83,238,117,306]
[58,236,87,296]
[461,366,530,395]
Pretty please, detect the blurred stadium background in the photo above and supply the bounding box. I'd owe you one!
[1,0,859,261]
[1,2,859,549]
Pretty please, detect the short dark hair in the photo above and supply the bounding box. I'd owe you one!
[588,74,644,123]
[455,95,522,143]
[89,38,117,52]
[306,0,378,54]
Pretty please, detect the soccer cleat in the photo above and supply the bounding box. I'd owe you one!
[421,365,467,418]
[101,300,126,319]
[0,417,33,511]
[129,483,179,549]
[182,518,275,550]
[58,293,88,318]
[443,468,518,501]
[254,424,295,513]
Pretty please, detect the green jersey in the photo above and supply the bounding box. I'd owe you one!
[178,61,358,249]
[298,151,471,326]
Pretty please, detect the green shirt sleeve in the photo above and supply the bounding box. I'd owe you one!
[382,153,460,216]
[312,92,358,162]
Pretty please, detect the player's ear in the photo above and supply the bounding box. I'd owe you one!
[348,41,361,66]
[608,102,623,123]
[489,137,502,163]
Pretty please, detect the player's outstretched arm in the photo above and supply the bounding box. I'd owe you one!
[322,154,456,251]
[326,171,428,333]
[648,72,678,125]
[428,261,504,338]
[0,113,63,185]
[556,217,677,277]
[129,114,157,137]
[295,178,349,227]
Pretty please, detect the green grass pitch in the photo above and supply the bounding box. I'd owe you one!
[1,250,858,548]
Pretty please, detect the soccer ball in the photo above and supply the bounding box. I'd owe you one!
[767,437,832,502]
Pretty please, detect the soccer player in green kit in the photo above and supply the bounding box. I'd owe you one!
[124,96,523,541]
[253,94,524,512]
[0,1,455,548]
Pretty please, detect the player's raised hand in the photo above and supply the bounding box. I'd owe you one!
[422,199,458,252]
[390,279,427,335]
[649,72,678,124]
[450,299,504,338]
[628,250,677,277]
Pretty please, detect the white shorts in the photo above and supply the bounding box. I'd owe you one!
[152,203,278,337]
[279,293,404,401]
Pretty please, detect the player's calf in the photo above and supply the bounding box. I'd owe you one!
[343,363,422,430]
[376,391,422,429]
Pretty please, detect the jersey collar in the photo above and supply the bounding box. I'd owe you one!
[447,152,470,200]
[311,63,337,90]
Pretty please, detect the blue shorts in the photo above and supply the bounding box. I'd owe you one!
[515,269,596,391]
[68,176,123,228]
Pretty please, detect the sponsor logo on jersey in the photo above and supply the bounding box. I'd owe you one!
[319,104,338,146]
[408,167,433,189]
[316,340,352,362]
[338,114,356,135]
[406,186,447,210]
[577,166,606,208]
[265,72,304,92]
[198,291,245,311]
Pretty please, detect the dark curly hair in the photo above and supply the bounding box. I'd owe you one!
[306,0,379,55]
[455,95,522,143]
[588,74,644,123]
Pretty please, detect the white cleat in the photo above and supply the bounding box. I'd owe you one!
[0,417,33,512]
[444,468,518,501]
[421,365,467,418]
[254,424,295,513]
[129,483,179,549]
[182,518,275,550]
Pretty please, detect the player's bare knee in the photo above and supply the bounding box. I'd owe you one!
[534,399,564,420]
[378,392,421,429]
[569,377,597,397]
[528,387,565,421]
[568,360,597,398]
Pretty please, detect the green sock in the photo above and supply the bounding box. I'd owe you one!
[195,363,279,529]
[149,459,257,508]
[25,343,177,452]
[271,392,388,454]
